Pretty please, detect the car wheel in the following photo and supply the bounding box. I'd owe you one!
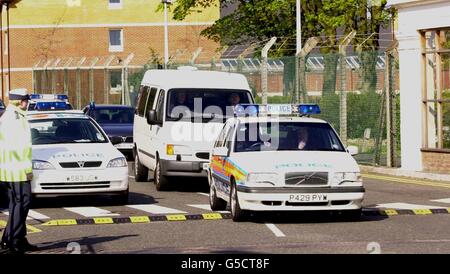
[209,181,227,211]
[230,181,247,222]
[134,152,148,182]
[154,158,170,191]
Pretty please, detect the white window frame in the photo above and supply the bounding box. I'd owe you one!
[109,29,123,52]
[108,0,123,9]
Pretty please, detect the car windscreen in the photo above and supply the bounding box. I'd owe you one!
[29,118,108,145]
[91,107,134,124]
[166,89,253,123]
[234,122,345,152]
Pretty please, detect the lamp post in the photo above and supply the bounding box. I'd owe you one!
[296,0,301,54]
[0,0,21,100]
[162,0,173,69]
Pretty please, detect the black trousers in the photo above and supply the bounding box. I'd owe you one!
[1,181,32,245]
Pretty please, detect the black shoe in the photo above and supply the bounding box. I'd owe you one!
[7,245,26,254]
[18,239,39,252]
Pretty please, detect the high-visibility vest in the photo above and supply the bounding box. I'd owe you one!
[0,105,32,182]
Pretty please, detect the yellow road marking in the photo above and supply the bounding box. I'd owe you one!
[1,220,42,233]
[130,216,150,223]
[93,217,114,224]
[413,209,433,215]
[202,213,223,220]
[166,214,187,221]
[382,209,398,216]
[363,174,450,189]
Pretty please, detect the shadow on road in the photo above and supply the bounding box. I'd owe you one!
[33,234,139,254]
[247,211,388,224]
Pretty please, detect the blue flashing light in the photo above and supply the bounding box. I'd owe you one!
[35,101,70,111]
[89,101,96,109]
[29,94,42,100]
[298,104,321,115]
[234,104,259,117]
[55,94,69,100]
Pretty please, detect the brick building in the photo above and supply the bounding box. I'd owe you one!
[1,0,220,103]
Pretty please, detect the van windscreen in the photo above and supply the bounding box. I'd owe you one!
[166,89,253,123]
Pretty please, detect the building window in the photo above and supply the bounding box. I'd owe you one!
[421,29,450,149]
[110,70,122,94]
[108,0,123,9]
[109,29,123,52]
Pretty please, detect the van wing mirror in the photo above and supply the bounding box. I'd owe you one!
[212,147,229,157]
[347,145,359,156]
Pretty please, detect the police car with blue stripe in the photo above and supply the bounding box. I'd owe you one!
[207,104,364,221]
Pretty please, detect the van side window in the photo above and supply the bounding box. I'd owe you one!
[155,90,165,123]
[136,86,149,117]
[144,87,158,118]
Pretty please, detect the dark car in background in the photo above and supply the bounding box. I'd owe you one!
[83,103,134,159]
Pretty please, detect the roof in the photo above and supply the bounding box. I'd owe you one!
[141,69,251,91]
[234,116,328,124]
[85,104,134,109]
[27,110,86,120]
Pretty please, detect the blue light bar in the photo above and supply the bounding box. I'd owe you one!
[35,101,70,111]
[298,104,321,115]
[30,94,68,101]
[234,104,260,117]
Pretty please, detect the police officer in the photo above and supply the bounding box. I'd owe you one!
[0,88,38,253]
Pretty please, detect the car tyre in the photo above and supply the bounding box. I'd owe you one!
[154,158,170,191]
[230,181,247,222]
[134,151,148,182]
[209,181,227,211]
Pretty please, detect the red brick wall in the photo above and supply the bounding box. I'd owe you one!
[422,151,450,173]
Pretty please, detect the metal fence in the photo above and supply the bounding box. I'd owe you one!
[31,48,400,167]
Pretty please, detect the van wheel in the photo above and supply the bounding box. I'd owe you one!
[209,182,227,211]
[154,159,170,191]
[230,181,247,222]
[134,152,148,182]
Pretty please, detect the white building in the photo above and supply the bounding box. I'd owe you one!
[390,0,450,173]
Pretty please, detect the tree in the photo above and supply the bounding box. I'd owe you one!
[172,0,392,94]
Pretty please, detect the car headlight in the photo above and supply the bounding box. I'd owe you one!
[166,144,192,156]
[32,160,55,170]
[107,157,127,168]
[333,172,362,185]
[246,173,278,185]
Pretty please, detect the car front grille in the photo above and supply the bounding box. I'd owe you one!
[125,136,133,143]
[59,161,102,168]
[285,172,328,186]
[40,181,110,190]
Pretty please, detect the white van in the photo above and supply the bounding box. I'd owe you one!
[133,68,255,190]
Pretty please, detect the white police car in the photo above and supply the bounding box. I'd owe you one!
[207,104,364,221]
[28,111,129,202]
[28,94,73,112]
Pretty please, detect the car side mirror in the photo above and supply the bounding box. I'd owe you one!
[110,136,123,145]
[147,110,160,125]
[347,145,359,156]
[212,147,229,157]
